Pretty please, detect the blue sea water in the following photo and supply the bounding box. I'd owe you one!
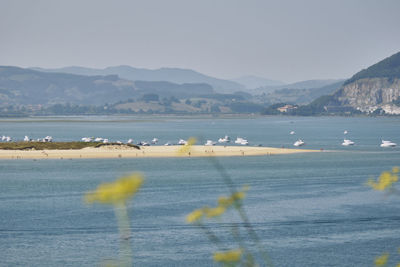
[1,115,400,266]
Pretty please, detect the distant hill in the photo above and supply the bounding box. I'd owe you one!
[231,75,285,89]
[332,51,400,114]
[251,79,345,94]
[270,51,400,115]
[258,80,344,105]
[0,66,215,107]
[32,66,244,93]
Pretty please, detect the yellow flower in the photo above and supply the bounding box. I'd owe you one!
[186,208,204,223]
[204,206,226,218]
[85,173,143,205]
[393,166,399,173]
[368,171,398,191]
[177,137,197,155]
[375,253,389,266]
[213,249,242,263]
[218,196,234,207]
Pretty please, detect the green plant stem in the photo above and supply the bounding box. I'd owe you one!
[197,222,225,251]
[208,156,274,267]
[114,202,133,267]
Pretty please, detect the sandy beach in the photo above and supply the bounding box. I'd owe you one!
[0,145,318,159]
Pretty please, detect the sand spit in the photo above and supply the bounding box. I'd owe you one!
[0,145,318,160]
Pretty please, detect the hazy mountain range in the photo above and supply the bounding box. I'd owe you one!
[0,66,214,106]
[230,75,285,89]
[4,52,400,116]
[32,66,244,93]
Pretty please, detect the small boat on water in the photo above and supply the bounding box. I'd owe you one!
[380,140,397,147]
[152,138,159,144]
[342,139,355,146]
[290,131,295,135]
[218,135,231,143]
[293,139,305,147]
[234,137,248,145]
[344,130,348,135]
[205,140,216,146]
[164,142,172,146]
[178,139,188,145]
[138,141,150,146]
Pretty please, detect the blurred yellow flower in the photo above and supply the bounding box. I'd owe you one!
[85,173,143,205]
[217,186,250,210]
[393,166,400,173]
[367,171,398,191]
[186,208,204,223]
[177,137,197,155]
[218,196,234,207]
[213,249,242,263]
[205,206,226,218]
[375,253,389,266]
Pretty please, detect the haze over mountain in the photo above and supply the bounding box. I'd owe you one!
[259,80,345,105]
[230,75,285,89]
[0,66,214,106]
[32,66,244,93]
[252,79,345,94]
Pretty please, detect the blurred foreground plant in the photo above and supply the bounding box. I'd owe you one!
[183,137,272,267]
[85,173,144,267]
[367,167,400,267]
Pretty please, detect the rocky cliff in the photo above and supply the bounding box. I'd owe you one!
[334,77,400,113]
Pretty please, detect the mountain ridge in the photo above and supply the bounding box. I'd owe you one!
[31,65,244,93]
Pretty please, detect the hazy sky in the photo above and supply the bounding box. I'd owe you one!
[1,0,399,83]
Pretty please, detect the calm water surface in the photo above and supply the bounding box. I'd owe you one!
[1,116,400,266]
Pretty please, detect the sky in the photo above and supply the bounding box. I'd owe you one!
[0,0,399,83]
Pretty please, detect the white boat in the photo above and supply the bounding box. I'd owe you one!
[164,142,172,146]
[151,138,159,144]
[24,136,30,142]
[218,135,231,143]
[235,137,248,145]
[205,140,216,146]
[290,131,295,135]
[344,130,348,135]
[293,139,305,147]
[43,136,52,142]
[94,137,104,142]
[342,139,355,146]
[81,137,92,142]
[380,140,397,147]
[127,138,133,144]
[103,139,109,144]
[178,139,188,145]
[138,141,150,146]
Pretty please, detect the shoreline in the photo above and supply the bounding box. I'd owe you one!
[0,145,318,159]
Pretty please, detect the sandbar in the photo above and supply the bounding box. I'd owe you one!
[0,145,318,159]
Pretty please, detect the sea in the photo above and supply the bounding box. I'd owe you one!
[1,115,400,266]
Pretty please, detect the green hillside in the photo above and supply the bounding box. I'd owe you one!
[344,51,400,85]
